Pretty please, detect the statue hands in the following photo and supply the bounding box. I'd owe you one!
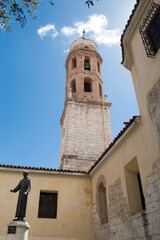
[24,192,28,195]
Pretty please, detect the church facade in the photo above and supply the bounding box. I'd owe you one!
[0,0,160,239]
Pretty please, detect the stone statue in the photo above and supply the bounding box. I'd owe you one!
[10,171,31,221]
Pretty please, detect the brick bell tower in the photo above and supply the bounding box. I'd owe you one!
[60,37,112,171]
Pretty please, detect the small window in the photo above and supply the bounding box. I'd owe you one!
[125,158,145,214]
[84,57,90,71]
[147,11,160,55]
[84,46,89,49]
[99,183,108,224]
[38,192,58,219]
[97,175,108,224]
[72,58,76,68]
[99,83,102,97]
[84,78,92,92]
[139,3,160,57]
[71,79,76,93]
[97,61,100,73]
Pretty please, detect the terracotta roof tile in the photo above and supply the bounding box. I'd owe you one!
[0,163,88,174]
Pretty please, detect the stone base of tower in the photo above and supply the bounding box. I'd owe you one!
[60,154,97,172]
[60,98,112,172]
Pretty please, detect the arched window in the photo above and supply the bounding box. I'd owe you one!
[99,83,102,97]
[97,61,100,73]
[72,58,76,69]
[97,175,108,224]
[84,57,90,71]
[84,78,92,92]
[71,79,76,93]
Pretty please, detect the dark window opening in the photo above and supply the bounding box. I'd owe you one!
[71,79,76,93]
[84,46,89,49]
[38,192,57,219]
[72,58,77,69]
[137,173,146,210]
[139,3,160,57]
[99,83,102,97]
[84,57,90,71]
[99,183,108,224]
[84,78,92,92]
[97,61,100,73]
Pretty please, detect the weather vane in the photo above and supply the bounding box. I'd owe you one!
[82,29,85,39]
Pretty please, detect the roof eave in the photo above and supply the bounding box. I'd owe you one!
[121,0,152,70]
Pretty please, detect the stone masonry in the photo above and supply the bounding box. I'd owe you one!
[60,98,112,171]
[92,159,160,240]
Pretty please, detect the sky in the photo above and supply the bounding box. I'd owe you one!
[0,0,139,169]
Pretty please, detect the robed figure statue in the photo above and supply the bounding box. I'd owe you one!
[10,171,31,221]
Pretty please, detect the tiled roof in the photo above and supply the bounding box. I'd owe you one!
[0,116,140,175]
[0,164,88,174]
[120,0,140,64]
[89,116,139,173]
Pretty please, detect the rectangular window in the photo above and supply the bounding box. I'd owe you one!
[147,11,160,54]
[38,192,58,219]
[139,3,160,57]
[125,157,145,214]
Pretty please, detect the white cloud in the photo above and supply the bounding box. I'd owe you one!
[37,24,59,40]
[61,14,120,45]
[64,49,70,54]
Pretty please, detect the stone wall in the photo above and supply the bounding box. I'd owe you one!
[92,160,160,240]
[60,99,112,171]
[145,159,160,240]
[147,80,160,147]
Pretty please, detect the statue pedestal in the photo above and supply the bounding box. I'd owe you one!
[6,221,30,240]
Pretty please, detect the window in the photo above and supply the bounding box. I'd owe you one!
[84,57,90,71]
[99,83,102,97]
[72,58,76,68]
[98,183,108,224]
[71,79,76,93]
[139,3,160,57]
[125,158,145,214]
[84,78,92,92]
[97,175,108,224]
[147,11,160,54]
[97,61,100,73]
[38,192,58,218]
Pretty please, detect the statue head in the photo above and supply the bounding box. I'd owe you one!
[23,171,28,178]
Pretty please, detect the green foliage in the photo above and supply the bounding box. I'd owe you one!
[0,0,98,32]
[0,0,40,31]
[85,0,95,7]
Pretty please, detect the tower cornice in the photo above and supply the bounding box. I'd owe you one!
[60,98,112,126]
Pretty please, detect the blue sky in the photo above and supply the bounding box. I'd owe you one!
[0,0,139,169]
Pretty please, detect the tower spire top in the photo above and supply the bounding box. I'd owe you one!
[82,29,85,39]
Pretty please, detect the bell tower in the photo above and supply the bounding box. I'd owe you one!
[60,38,112,171]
